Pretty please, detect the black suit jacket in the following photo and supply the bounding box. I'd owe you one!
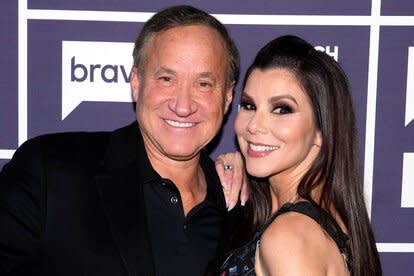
[0,122,234,275]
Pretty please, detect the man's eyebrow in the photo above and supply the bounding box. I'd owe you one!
[155,67,176,75]
[198,72,216,79]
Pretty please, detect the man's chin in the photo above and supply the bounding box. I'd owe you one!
[167,153,200,162]
[163,147,203,162]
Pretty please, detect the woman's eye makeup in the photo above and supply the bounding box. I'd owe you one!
[273,104,293,114]
[239,100,294,114]
[239,94,255,111]
[239,101,256,111]
[239,93,296,114]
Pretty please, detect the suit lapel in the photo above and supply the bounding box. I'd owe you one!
[95,122,156,276]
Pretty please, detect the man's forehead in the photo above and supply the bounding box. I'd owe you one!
[146,28,227,66]
[139,24,229,82]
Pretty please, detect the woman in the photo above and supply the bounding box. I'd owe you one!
[217,35,381,275]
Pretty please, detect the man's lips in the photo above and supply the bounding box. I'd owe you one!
[164,119,196,128]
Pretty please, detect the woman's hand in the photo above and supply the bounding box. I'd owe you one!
[215,152,248,211]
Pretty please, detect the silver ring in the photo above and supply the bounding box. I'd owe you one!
[224,164,234,171]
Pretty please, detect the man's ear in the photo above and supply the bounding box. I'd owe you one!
[131,66,140,102]
[224,81,235,114]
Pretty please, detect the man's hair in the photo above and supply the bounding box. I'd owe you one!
[132,5,240,87]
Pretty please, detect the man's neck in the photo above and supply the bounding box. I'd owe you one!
[146,149,207,216]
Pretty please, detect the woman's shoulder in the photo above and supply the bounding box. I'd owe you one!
[256,208,348,275]
[261,209,328,256]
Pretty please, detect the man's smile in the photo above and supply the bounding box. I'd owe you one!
[165,119,196,128]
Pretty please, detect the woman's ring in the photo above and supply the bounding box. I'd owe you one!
[224,164,234,171]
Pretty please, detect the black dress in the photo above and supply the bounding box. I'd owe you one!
[218,200,353,275]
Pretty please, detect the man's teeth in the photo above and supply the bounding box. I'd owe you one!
[249,143,279,152]
[165,119,195,128]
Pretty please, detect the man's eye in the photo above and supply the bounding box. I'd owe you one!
[199,82,212,88]
[274,105,293,114]
[159,76,171,82]
[240,102,255,111]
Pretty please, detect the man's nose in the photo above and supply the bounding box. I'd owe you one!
[168,83,198,117]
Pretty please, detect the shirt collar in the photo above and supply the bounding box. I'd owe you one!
[135,129,226,211]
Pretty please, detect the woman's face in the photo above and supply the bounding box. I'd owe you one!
[235,68,321,181]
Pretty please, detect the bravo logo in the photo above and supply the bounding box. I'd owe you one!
[62,41,134,120]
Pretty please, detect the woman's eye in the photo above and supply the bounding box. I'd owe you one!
[274,105,293,114]
[240,102,256,111]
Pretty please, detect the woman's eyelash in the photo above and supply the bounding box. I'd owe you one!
[273,104,293,114]
[239,101,255,110]
[239,100,294,114]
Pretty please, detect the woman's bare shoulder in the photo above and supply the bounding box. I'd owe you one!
[256,211,348,276]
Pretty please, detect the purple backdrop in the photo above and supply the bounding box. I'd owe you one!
[29,0,371,15]
[1,0,414,274]
[0,1,18,149]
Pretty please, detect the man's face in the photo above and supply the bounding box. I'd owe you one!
[131,25,233,162]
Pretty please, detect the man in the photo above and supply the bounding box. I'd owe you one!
[0,6,240,275]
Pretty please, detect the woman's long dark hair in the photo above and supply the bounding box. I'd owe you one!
[241,35,382,276]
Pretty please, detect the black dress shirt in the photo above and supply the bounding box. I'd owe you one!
[142,150,228,276]
[0,121,237,275]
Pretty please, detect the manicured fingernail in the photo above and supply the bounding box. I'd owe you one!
[225,195,229,207]
[241,195,247,206]
[227,200,236,211]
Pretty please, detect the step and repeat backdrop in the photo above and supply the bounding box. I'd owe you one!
[1,0,413,273]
